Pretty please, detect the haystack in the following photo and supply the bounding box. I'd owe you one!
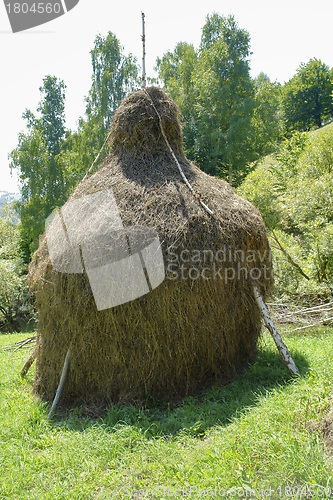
[28,87,273,406]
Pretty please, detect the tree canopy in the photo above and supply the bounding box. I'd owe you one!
[283,58,333,133]
[157,13,260,186]
[85,32,139,134]
[10,32,140,261]
[251,73,283,157]
[10,75,67,260]
[0,204,28,331]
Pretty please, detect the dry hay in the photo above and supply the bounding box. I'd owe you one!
[28,87,273,406]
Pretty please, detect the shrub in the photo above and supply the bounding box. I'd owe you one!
[238,125,333,300]
[0,205,30,331]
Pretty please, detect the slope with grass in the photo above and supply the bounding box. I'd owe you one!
[238,122,333,302]
[0,328,332,499]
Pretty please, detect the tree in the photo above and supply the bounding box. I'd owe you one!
[59,32,140,184]
[37,75,66,155]
[283,58,333,132]
[10,76,67,260]
[0,205,28,331]
[238,126,333,298]
[85,32,139,138]
[156,14,257,185]
[193,14,256,185]
[251,73,283,157]
[156,42,197,157]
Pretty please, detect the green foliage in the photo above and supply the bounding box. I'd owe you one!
[10,76,67,260]
[86,32,139,132]
[57,32,140,188]
[251,73,283,157]
[10,33,140,262]
[238,125,333,299]
[0,205,28,330]
[269,230,314,297]
[194,23,254,183]
[236,158,281,230]
[200,12,250,57]
[157,15,285,187]
[283,58,333,133]
[270,132,308,194]
[37,75,66,156]
[194,14,257,185]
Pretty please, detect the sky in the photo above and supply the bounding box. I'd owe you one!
[1,0,333,194]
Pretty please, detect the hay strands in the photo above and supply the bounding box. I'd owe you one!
[143,88,214,218]
[254,286,299,376]
[47,348,71,419]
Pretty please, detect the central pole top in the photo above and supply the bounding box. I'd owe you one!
[141,12,146,88]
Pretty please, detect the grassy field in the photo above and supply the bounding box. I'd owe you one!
[0,326,332,499]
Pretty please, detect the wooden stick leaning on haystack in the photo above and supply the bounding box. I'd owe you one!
[47,348,71,419]
[253,286,299,375]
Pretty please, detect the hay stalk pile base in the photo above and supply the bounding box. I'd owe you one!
[28,87,273,407]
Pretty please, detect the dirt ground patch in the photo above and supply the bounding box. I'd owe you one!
[320,407,333,461]
[307,405,333,462]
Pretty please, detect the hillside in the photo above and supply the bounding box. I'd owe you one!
[237,122,333,302]
[249,121,333,173]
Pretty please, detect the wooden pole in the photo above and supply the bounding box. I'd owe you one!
[253,286,299,376]
[20,344,39,378]
[141,12,146,88]
[47,348,71,419]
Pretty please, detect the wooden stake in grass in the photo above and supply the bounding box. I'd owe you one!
[253,286,299,376]
[20,344,39,378]
[47,348,71,419]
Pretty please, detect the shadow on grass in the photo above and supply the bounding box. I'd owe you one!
[50,339,310,439]
[0,318,37,335]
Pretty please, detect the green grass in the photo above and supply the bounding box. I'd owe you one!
[0,327,333,499]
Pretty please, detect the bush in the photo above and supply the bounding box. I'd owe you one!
[238,125,333,300]
[0,205,30,331]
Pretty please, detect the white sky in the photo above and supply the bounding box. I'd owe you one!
[1,0,332,193]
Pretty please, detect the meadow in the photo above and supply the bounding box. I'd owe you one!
[0,325,332,499]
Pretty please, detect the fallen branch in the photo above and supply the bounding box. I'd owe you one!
[292,315,333,331]
[267,300,333,328]
[0,335,37,352]
[293,303,333,314]
[271,231,310,281]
